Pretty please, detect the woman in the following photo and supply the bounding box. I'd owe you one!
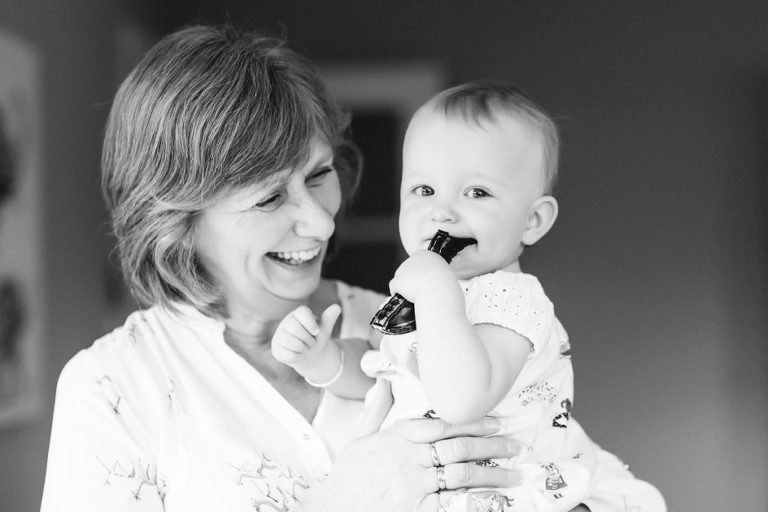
[41,25,663,511]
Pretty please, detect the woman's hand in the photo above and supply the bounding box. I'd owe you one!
[302,381,522,512]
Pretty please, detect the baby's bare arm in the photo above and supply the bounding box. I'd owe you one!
[390,251,530,424]
[415,285,530,424]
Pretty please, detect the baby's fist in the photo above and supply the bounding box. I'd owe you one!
[389,250,454,302]
[271,304,341,375]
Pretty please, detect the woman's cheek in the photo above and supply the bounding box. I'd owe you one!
[328,175,342,215]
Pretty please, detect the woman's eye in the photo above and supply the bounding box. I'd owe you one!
[307,166,334,186]
[412,185,434,197]
[252,192,283,211]
[466,188,490,199]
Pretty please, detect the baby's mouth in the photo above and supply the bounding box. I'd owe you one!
[424,231,478,262]
[266,247,322,266]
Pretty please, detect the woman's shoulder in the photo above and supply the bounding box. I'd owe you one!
[49,306,192,475]
[60,304,216,395]
[84,305,176,362]
[60,308,156,385]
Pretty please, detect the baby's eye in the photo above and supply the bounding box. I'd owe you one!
[466,188,490,199]
[412,185,434,197]
[307,166,335,186]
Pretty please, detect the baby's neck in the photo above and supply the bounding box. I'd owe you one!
[502,260,523,274]
[462,259,522,280]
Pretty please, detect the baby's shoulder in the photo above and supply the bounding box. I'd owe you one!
[462,272,559,351]
[462,271,554,326]
[461,271,550,303]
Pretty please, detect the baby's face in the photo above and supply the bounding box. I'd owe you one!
[399,108,545,279]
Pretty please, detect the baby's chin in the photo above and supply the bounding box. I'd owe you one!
[402,241,431,254]
[447,260,481,281]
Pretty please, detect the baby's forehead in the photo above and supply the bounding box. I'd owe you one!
[406,106,547,184]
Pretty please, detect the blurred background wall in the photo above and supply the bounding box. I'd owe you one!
[0,1,766,510]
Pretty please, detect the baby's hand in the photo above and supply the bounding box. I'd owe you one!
[389,250,455,302]
[271,304,342,377]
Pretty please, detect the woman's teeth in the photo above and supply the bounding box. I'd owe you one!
[269,247,321,265]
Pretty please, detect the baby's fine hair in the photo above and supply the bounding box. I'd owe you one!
[429,80,559,193]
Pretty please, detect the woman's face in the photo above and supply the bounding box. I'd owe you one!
[195,139,341,317]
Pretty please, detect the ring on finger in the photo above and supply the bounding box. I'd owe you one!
[429,442,442,467]
[436,465,447,491]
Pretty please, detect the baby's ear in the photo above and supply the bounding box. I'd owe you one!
[522,195,558,246]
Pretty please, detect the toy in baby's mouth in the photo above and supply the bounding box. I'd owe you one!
[370,230,477,335]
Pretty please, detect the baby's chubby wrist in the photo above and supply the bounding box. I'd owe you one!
[295,340,343,384]
[411,272,461,305]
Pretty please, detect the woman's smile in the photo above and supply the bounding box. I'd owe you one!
[266,246,323,266]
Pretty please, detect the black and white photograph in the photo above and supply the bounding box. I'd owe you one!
[0,2,766,511]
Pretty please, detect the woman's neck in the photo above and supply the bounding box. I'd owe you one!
[223,319,277,354]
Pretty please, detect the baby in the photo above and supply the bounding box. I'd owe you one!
[273,81,597,511]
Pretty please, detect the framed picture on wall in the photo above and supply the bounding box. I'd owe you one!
[319,62,445,293]
[0,28,44,426]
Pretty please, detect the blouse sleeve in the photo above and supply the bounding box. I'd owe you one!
[463,272,555,356]
[40,346,166,511]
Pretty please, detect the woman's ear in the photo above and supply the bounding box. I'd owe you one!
[522,195,558,246]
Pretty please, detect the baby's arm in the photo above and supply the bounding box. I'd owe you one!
[272,304,374,399]
[390,251,531,425]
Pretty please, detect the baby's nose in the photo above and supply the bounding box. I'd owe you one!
[430,202,457,222]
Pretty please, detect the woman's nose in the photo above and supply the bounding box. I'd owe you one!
[293,192,336,240]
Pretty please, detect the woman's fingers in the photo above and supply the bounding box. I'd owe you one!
[441,462,522,489]
[426,436,521,467]
[418,463,522,494]
[391,416,503,444]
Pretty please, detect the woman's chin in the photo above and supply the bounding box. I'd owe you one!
[263,254,324,297]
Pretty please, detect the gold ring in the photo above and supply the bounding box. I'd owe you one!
[436,465,447,491]
[429,442,442,467]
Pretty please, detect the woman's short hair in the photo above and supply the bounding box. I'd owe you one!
[102,24,360,317]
